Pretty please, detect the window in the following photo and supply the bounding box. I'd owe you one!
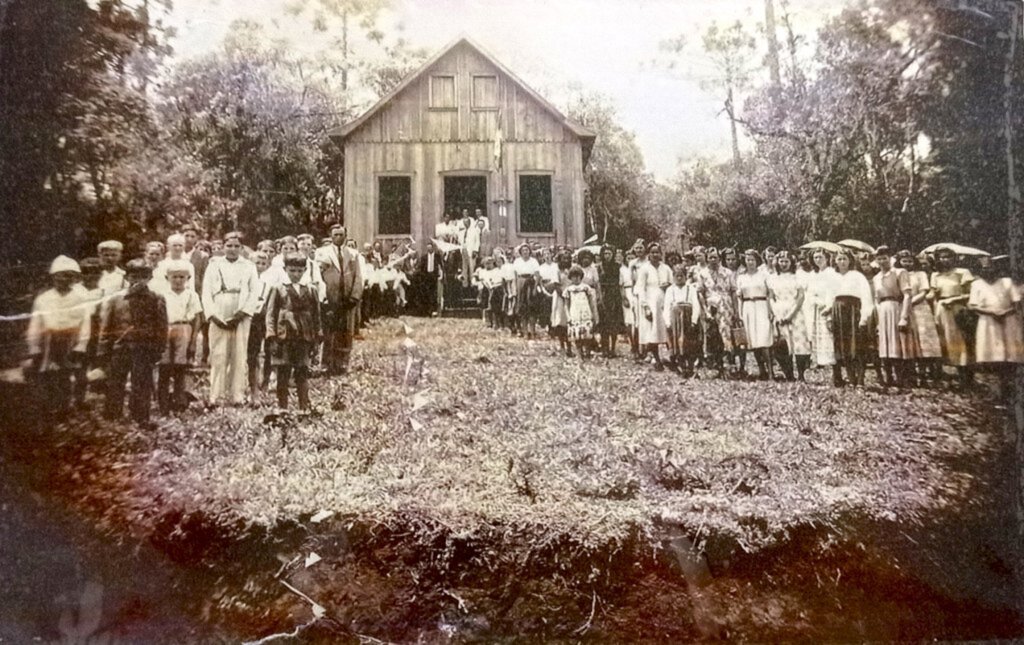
[472,75,498,109]
[378,176,411,235]
[518,174,553,234]
[430,75,456,109]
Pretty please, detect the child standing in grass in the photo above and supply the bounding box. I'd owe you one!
[100,259,168,425]
[664,265,703,377]
[265,253,321,411]
[158,260,202,413]
[564,265,598,360]
[25,256,92,417]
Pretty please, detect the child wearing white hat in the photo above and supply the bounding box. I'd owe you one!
[25,255,92,417]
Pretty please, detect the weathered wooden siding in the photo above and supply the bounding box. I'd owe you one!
[343,141,585,249]
[341,40,587,249]
[346,42,569,145]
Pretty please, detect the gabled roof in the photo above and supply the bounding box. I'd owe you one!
[329,36,596,163]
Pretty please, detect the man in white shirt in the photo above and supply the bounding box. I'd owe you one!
[201,232,261,405]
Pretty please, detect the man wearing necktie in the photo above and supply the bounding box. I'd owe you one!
[319,225,364,375]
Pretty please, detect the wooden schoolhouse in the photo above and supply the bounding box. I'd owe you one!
[330,36,596,250]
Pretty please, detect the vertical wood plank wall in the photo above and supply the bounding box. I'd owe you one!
[342,42,586,249]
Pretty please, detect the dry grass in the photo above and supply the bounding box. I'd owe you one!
[54,317,1005,553]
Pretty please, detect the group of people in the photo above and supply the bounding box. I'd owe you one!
[21,221,1024,427]
[461,240,1023,395]
[24,225,368,425]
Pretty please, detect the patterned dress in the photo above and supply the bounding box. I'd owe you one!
[768,272,810,356]
[908,270,942,358]
[700,265,737,352]
[565,283,597,340]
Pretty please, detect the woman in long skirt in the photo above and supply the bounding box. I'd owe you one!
[768,250,810,381]
[598,245,625,357]
[830,249,874,387]
[736,249,774,380]
[512,244,541,339]
[871,246,917,387]
[619,249,636,355]
[898,250,943,385]
[535,247,556,335]
[635,244,672,370]
[663,265,702,376]
[806,249,837,370]
[931,246,974,386]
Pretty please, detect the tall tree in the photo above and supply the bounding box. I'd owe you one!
[702,21,757,167]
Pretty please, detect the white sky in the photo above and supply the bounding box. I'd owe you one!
[165,0,842,179]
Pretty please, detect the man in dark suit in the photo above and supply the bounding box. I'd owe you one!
[318,225,363,375]
[416,242,444,316]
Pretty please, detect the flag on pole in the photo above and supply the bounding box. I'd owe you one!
[493,113,503,171]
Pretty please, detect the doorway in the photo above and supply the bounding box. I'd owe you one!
[443,175,488,221]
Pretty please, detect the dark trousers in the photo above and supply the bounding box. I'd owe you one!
[105,351,156,423]
[276,364,310,409]
[37,370,74,417]
[157,365,188,412]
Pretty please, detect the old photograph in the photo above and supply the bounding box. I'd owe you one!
[1,0,1023,641]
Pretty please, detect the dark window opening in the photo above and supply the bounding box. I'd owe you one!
[378,176,411,235]
[519,174,553,233]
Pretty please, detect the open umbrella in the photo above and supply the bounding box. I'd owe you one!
[920,243,990,257]
[838,239,875,254]
[799,241,844,253]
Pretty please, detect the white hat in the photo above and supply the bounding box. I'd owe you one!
[49,255,81,274]
[97,240,123,251]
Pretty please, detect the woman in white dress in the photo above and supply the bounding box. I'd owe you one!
[897,250,943,385]
[768,250,810,381]
[736,249,773,380]
[634,244,672,370]
[806,249,837,370]
[968,260,1024,399]
[619,249,636,352]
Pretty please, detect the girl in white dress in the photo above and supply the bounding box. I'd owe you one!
[564,265,598,360]
[768,251,810,381]
[806,250,837,369]
[736,249,773,380]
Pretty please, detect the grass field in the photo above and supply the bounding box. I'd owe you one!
[52,316,1004,556]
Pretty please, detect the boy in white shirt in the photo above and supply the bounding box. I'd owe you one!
[158,260,203,412]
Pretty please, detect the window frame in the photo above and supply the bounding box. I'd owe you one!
[470,74,499,111]
[516,171,555,236]
[428,74,457,111]
[375,173,414,237]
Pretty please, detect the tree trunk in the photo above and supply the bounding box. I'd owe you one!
[764,0,782,88]
[726,84,741,168]
[341,9,349,92]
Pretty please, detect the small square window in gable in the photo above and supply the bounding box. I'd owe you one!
[430,75,456,109]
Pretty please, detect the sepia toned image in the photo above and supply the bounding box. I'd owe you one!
[1,0,1023,641]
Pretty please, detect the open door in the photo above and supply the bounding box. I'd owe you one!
[443,175,488,222]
